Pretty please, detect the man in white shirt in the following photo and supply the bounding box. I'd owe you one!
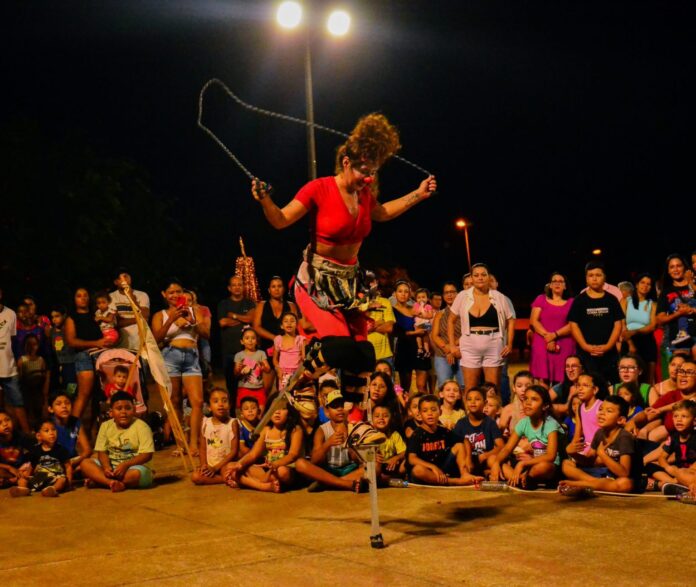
[109,268,150,352]
[0,288,29,432]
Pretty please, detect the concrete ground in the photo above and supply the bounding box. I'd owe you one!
[1,450,694,586]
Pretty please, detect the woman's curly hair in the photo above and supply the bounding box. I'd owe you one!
[334,113,401,174]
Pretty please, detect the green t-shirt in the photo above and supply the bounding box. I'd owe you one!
[514,416,562,465]
[612,382,651,405]
[95,418,155,467]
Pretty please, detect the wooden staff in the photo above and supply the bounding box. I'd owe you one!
[119,278,195,473]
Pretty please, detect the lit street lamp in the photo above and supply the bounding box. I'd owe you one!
[276,1,351,180]
[455,218,472,271]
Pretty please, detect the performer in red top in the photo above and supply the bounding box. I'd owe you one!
[251,113,436,340]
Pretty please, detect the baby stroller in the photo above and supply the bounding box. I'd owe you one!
[95,349,147,419]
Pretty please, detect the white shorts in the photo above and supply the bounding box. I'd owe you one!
[460,334,504,369]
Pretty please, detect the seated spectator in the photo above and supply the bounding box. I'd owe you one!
[453,387,504,476]
[649,353,685,406]
[499,370,532,436]
[237,396,260,457]
[103,365,133,399]
[10,419,72,498]
[0,410,31,488]
[227,393,303,492]
[612,354,651,405]
[80,391,154,492]
[490,386,561,488]
[191,388,239,486]
[550,355,584,418]
[48,391,91,471]
[373,404,406,483]
[561,396,639,495]
[407,394,481,486]
[645,400,696,492]
[438,379,465,430]
[614,382,644,421]
[568,372,607,455]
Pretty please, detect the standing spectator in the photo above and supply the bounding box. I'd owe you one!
[109,268,150,352]
[529,272,576,386]
[185,289,213,383]
[64,288,112,419]
[217,276,255,407]
[0,289,29,433]
[656,254,696,358]
[14,302,48,361]
[568,262,624,384]
[152,279,209,457]
[365,274,396,370]
[448,263,515,391]
[392,281,430,393]
[430,282,464,388]
[252,276,299,392]
[621,273,658,383]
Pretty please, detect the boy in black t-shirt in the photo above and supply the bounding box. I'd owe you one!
[560,396,639,495]
[10,420,71,497]
[649,400,696,494]
[407,395,482,486]
[568,262,623,384]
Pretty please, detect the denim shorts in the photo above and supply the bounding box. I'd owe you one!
[162,346,201,378]
[0,375,23,407]
[74,351,97,374]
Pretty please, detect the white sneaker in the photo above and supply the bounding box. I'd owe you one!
[672,330,692,346]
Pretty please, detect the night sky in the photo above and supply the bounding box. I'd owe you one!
[2,1,692,314]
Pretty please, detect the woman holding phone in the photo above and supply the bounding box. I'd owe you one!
[152,279,210,457]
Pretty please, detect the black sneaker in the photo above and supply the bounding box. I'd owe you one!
[662,482,689,496]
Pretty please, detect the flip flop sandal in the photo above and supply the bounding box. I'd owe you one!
[558,485,595,498]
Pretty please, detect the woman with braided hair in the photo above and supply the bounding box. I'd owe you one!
[251,113,436,341]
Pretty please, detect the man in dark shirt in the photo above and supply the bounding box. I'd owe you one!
[568,262,623,384]
[216,276,255,408]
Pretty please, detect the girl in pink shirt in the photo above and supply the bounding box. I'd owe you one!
[273,313,306,391]
[569,372,606,455]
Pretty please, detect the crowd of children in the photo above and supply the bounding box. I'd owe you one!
[2,251,696,500]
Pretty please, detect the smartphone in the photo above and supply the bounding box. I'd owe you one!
[176,295,187,309]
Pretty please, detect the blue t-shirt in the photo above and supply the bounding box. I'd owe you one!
[54,416,82,458]
[514,416,562,465]
[452,416,502,456]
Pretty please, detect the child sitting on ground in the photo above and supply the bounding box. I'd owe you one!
[80,391,154,492]
[454,387,504,476]
[645,400,696,494]
[483,394,502,427]
[404,393,423,439]
[407,394,482,486]
[191,388,239,486]
[297,389,369,493]
[560,395,639,495]
[0,410,31,489]
[227,393,303,492]
[237,396,260,457]
[438,379,465,430]
[48,391,91,471]
[317,379,340,424]
[412,288,434,358]
[563,395,582,439]
[94,291,120,345]
[10,420,72,497]
[490,385,561,488]
[373,404,406,483]
[499,370,533,436]
[615,381,644,421]
[572,372,605,455]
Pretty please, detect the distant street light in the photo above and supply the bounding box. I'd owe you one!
[592,248,602,256]
[455,218,473,271]
[275,2,352,180]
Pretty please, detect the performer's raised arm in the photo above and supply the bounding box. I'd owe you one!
[251,179,308,229]
[371,175,436,222]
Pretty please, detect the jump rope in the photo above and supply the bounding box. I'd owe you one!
[197,78,434,190]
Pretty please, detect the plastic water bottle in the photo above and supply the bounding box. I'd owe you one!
[388,478,409,488]
[478,481,511,492]
[677,493,696,505]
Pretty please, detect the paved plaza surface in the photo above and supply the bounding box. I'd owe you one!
[1,450,693,586]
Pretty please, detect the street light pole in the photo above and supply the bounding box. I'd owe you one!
[455,218,472,271]
[304,31,317,180]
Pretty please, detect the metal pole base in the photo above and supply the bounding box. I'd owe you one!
[370,533,385,549]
